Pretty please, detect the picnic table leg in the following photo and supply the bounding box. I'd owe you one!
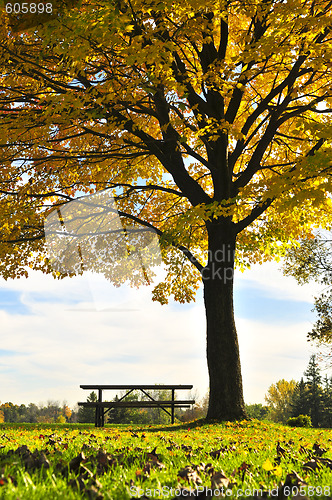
[171,389,175,424]
[98,389,103,427]
[95,405,99,427]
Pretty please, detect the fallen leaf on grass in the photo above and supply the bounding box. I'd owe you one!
[145,447,164,471]
[0,474,16,486]
[95,449,117,474]
[209,449,224,459]
[262,458,283,476]
[79,465,94,480]
[178,465,202,484]
[69,451,86,472]
[129,430,139,438]
[276,442,287,457]
[204,463,215,476]
[9,445,50,471]
[209,445,233,459]
[86,485,104,500]
[210,470,229,489]
[302,459,321,471]
[298,445,310,456]
[273,470,310,500]
[262,459,274,471]
[282,470,307,494]
[273,465,283,477]
[231,462,252,482]
[193,463,206,474]
[146,446,159,460]
[69,475,103,500]
[143,458,165,474]
[166,439,180,451]
[315,456,332,469]
[313,443,327,456]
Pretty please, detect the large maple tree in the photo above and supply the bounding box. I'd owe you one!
[1,0,332,420]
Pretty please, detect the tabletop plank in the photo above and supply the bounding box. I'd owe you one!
[80,385,193,390]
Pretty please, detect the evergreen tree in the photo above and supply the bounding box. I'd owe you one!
[304,355,323,427]
[78,392,97,423]
[108,393,130,424]
[291,377,310,418]
[321,375,332,428]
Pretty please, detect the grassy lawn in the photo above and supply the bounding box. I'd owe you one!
[0,420,331,499]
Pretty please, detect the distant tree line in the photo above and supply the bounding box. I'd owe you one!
[244,403,269,420]
[264,355,332,427]
[3,356,329,427]
[0,391,212,425]
[0,401,74,424]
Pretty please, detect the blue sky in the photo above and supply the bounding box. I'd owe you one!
[0,260,329,409]
[235,286,314,324]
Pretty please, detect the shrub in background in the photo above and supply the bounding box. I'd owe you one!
[287,415,312,427]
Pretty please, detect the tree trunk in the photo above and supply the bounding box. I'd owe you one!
[203,221,246,421]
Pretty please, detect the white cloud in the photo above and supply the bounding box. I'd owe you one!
[237,317,317,404]
[0,263,327,409]
[0,271,208,406]
[235,260,322,303]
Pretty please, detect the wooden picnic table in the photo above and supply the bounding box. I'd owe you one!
[78,384,194,427]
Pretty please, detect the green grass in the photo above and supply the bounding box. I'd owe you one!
[0,420,331,499]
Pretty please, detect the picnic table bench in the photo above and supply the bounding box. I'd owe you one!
[78,384,194,427]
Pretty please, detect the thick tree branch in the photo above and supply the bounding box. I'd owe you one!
[228,64,309,171]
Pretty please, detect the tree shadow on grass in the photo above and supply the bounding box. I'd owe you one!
[127,418,216,433]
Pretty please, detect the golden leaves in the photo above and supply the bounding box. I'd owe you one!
[1,0,332,299]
